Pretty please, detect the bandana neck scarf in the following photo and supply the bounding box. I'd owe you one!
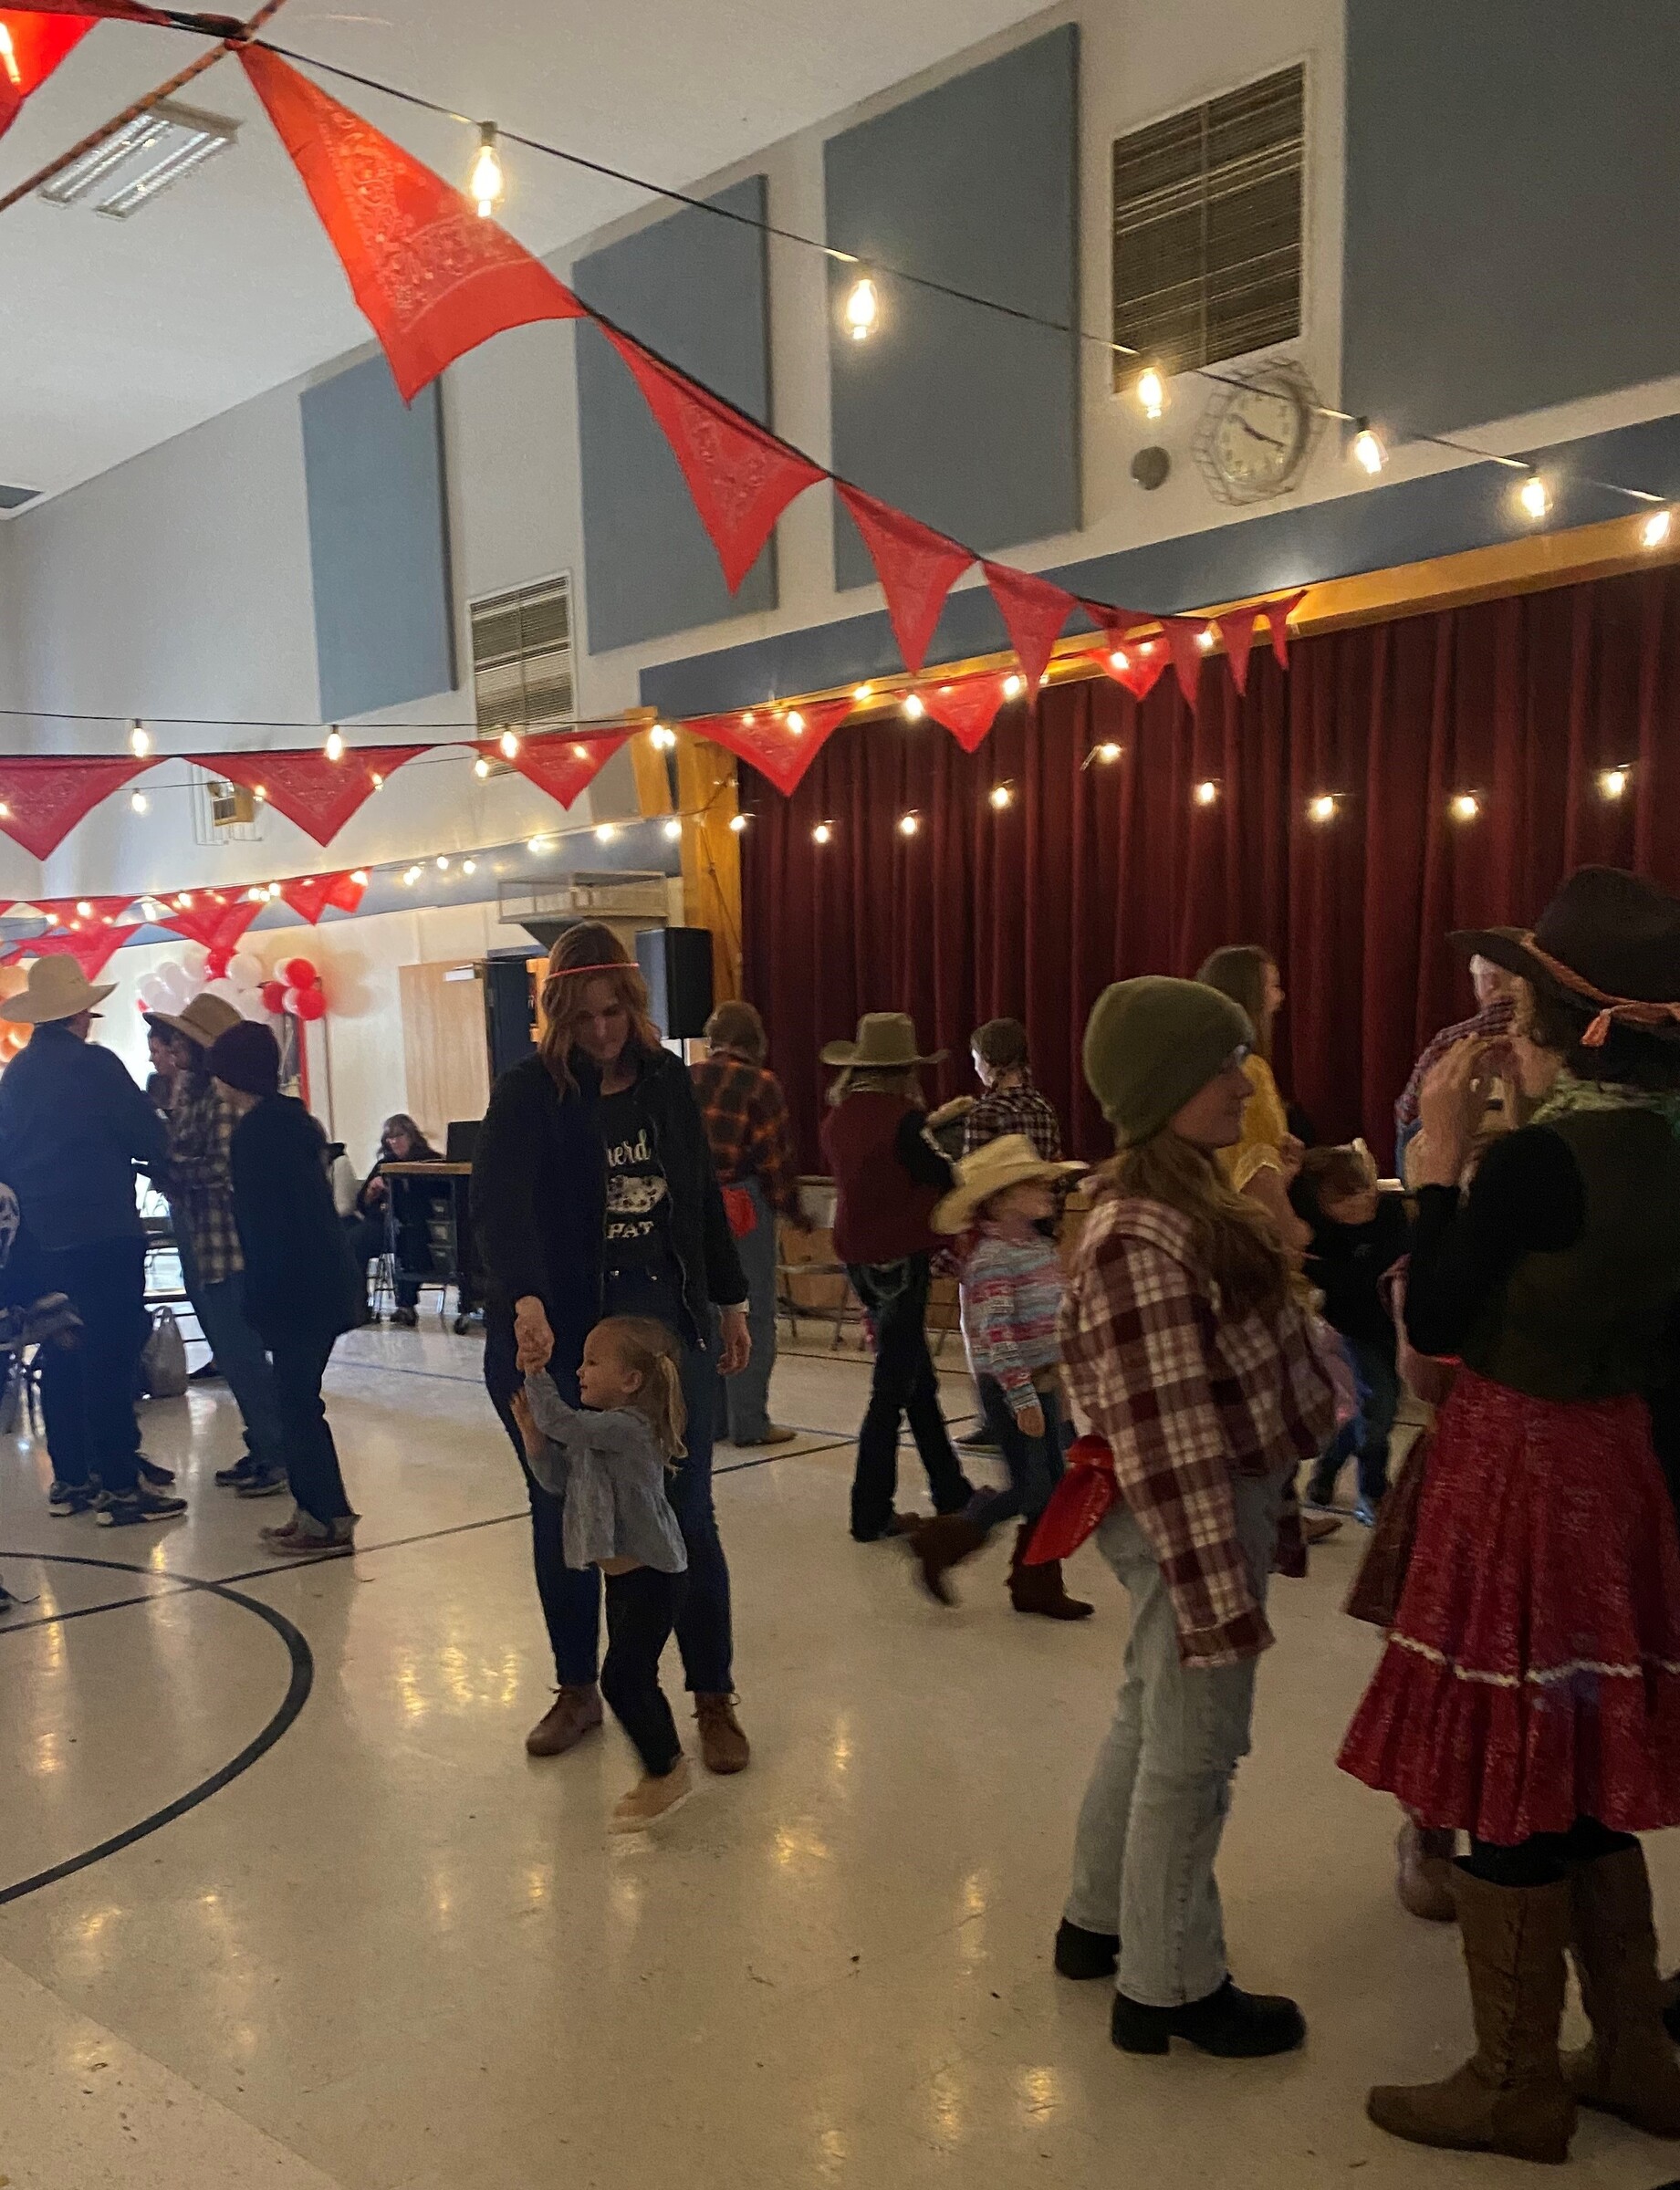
[1532,1069,1680,1139]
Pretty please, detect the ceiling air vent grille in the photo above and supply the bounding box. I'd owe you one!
[0,485,39,514]
[37,99,239,220]
[470,575,576,738]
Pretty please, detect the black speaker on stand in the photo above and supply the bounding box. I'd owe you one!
[636,927,715,1041]
[482,956,537,1080]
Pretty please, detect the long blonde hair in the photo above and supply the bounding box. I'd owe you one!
[595,1315,687,1460]
[1197,945,1276,1064]
[538,923,662,1095]
[1106,1131,1291,1321]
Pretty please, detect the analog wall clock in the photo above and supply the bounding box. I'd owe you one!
[1194,361,1322,505]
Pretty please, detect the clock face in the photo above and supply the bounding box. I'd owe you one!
[1195,367,1318,505]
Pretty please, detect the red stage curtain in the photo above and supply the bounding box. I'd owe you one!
[742,563,1680,1171]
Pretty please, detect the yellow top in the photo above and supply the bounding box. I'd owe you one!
[1219,1053,1289,1194]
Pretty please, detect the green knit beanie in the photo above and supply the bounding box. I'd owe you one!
[1083,976,1255,1148]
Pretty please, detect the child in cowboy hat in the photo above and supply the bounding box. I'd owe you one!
[910,1135,1090,1616]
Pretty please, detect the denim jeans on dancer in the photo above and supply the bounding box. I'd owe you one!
[33,1236,147,1496]
[267,1325,355,1526]
[1063,1472,1283,2008]
[485,1312,602,1690]
[1308,1336,1399,1507]
[178,1233,285,1476]
[965,1376,1063,1536]
[847,1255,971,1539]
[716,1176,779,1444]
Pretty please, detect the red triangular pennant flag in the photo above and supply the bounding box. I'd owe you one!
[197,746,423,847]
[0,11,96,138]
[1216,605,1263,695]
[39,925,141,981]
[279,870,366,924]
[26,893,135,932]
[920,674,1011,755]
[982,562,1076,698]
[1077,597,1154,647]
[1262,589,1309,669]
[1,3,190,17]
[1162,618,1213,707]
[0,755,153,860]
[836,485,973,675]
[694,697,854,797]
[605,331,824,593]
[162,894,264,955]
[239,48,588,403]
[497,731,629,812]
[1083,637,1169,703]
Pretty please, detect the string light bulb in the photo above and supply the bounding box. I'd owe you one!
[786,709,806,735]
[728,813,748,834]
[0,24,21,89]
[649,723,677,751]
[595,823,618,844]
[663,817,683,842]
[370,770,384,789]
[852,683,872,702]
[129,720,151,757]
[1308,792,1340,824]
[902,694,925,722]
[1351,422,1386,475]
[898,811,920,837]
[1599,766,1631,800]
[322,726,343,763]
[989,782,1014,810]
[843,275,880,342]
[130,791,150,814]
[469,124,504,220]
[1194,778,1220,808]
[1195,627,1216,652]
[1095,741,1122,764]
[350,871,370,886]
[1518,474,1550,521]
[1643,508,1673,549]
[1002,673,1025,700]
[528,834,551,855]
[76,901,92,919]
[1108,649,1130,673]
[812,821,833,845]
[499,730,521,760]
[435,855,451,871]
[1450,791,1482,823]
[1136,366,1166,422]
[474,756,492,779]
[402,865,420,886]
[253,785,267,803]
[463,859,477,876]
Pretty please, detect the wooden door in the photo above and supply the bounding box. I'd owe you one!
[399,961,492,1142]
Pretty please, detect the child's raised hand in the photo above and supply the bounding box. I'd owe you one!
[510,1386,543,1461]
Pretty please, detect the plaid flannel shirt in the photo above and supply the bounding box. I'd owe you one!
[166,1074,244,1287]
[690,1055,803,1221]
[1059,1188,1336,1667]
[961,1077,1065,1162]
[1395,994,1516,1138]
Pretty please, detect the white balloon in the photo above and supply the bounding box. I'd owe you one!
[137,975,169,1010]
[180,943,210,976]
[154,967,189,1009]
[204,977,241,1006]
[281,986,303,1017]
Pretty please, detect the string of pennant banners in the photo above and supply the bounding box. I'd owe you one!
[0,0,1311,864]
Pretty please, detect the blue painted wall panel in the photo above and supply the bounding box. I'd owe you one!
[574,177,776,652]
[825,24,1080,589]
[1344,0,1680,436]
[300,359,455,720]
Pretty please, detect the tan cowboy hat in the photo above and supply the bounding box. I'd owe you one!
[819,1012,946,1070]
[144,993,243,1048]
[0,953,115,1025]
[933,1132,1085,1234]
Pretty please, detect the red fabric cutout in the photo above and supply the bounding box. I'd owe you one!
[1,2,184,17]
[1162,618,1212,708]
[1077,598,1154,648]
[0,755,152,860]
[1082,637,1169,702]
[1263,589,1309,668]
[0,11,95,138]
[162,895,264,956]
[279,870,366,924]
[1025,1436,1119,1563]
[497,732,629,812]
[27,893,134,932]
[694,698,853,797]
[920,675,1010,755]
[1216,604,1264,695]
[605,331,824,594]
[42,924,142,982]
[982,562,1076,698]
[836,485,973,674]
[239,48,587,403]
[197,746,423,847]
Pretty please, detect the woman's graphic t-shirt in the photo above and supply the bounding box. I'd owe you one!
[599,1084,671,1271]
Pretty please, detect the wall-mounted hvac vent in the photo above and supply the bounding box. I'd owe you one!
[193,776,262,847]
[38,99,239,220]
[498,872,669,926]
[0,485,39,514]
[470,575,576,737]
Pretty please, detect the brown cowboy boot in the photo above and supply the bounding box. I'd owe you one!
[910,1514,986,1606]
[1563,1843,1680,2138]
[1006,1521,1093,1620]
[525,1684,603,1757]
[1367,1868,1575,2164]
[1395,1819,1457,1923]
[694,1694,750,1774]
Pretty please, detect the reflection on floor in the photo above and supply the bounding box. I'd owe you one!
[1,1325,1674,2189]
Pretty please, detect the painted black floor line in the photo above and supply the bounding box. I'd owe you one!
[0,1579,193,1639]
[0,1550,313,1908]
[715,1435,853,1476]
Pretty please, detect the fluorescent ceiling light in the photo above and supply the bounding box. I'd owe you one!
[38,100,237,219]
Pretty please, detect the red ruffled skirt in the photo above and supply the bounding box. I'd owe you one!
[1339,1369,1680,1841]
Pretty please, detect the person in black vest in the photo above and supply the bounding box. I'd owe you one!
[207,1020,361,1558]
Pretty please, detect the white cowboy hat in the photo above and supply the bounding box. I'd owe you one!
[932,1132,1085,1235]
[819,1012,946,1070]
[143,993,243,1048]
[0,953,116,1025]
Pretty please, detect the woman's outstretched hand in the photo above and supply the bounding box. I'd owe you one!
[718,1305,751,1376]
[514,1294,555,1373]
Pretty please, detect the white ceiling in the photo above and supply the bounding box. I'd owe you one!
[0,0,1048,505]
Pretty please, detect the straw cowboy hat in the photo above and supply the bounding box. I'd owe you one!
[1455,868,1680,1047]
[819,1012,946,1070]
[144,993,243,1048]
[933,1132,1085,1234]
[0,953,115,1025]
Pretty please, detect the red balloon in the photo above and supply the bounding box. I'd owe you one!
[283,956,318,990]
[294,985,328,1022]
[260,979,289,1014]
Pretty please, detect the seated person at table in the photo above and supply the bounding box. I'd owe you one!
[344,1114,447,1327]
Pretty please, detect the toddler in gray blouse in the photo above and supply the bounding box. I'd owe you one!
[512,1316,693,1831]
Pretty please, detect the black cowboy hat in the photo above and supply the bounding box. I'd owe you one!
[1454,868,1680,1042]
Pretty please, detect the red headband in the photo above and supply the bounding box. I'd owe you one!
[1523,934,1680,1048]
[547,961,632,980]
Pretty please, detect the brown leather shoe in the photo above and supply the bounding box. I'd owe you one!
[1302,1511,1342,1544]
[694,1693,750,1774]
[525,1684,603,1757]
[910,1514,986,1605]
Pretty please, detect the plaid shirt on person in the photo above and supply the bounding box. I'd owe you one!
[690,1053,803,1222]
[166,1072,244,1287]
[961,1075,1064,1162]
[1058,1189,1336,1668]
[1394,994,1516,1140]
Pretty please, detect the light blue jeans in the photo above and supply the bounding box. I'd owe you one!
[1063,1473,1283,2008]
[716,1176,780,1444]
